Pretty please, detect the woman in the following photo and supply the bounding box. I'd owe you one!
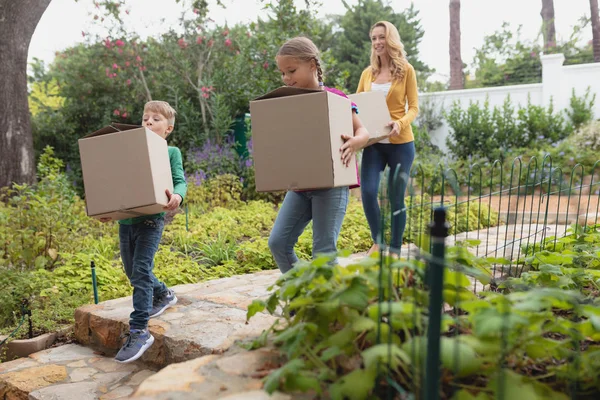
[356,21,419,255]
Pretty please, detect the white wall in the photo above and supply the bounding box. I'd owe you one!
[420,54,600,154]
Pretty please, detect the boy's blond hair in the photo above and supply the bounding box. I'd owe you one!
[143,100,177,126]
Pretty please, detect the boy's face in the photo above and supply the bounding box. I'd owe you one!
[142,110,173,139]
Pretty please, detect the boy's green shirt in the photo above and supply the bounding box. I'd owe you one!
[118,146,187,225]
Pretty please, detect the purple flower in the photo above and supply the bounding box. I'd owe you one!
[538,135,545,140]
[245,159,252,168]
[559,151,565,156]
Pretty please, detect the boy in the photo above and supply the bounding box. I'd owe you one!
[100,100,187,363]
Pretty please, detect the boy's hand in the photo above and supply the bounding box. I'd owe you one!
[99,217,112,223]
[340,134,360,167]
[164,189,182,210]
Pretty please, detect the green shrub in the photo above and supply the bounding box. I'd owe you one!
[567,87,596,129]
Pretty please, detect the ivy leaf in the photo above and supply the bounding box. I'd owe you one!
[440,337,485,377]
[329,368,377,400]
[320,346,342,362]
[326,326,356,348]
[331,277,370,310]
[452,389,493,400]
[361,343,410,371]
[284,371,322,394]
[264,359,305,394]
[246,299,266,320]
[489,370,569,400]
[445,270,472,288]
[352,316,377,332]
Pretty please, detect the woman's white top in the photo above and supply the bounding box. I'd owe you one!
[370,82,393,144]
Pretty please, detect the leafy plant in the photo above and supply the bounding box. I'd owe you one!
[567,87,596,129]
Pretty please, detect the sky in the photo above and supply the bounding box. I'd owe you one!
[29,0,593,82]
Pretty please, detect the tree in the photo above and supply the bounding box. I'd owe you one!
[331,0,431,93]
[449,0,463,90]
[0,0,52,188]
[541,0,557,52]
[591,0,600,62]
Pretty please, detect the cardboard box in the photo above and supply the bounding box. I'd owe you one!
[348,91,392,146]
[78,123,173,220]
[249,87,358,192]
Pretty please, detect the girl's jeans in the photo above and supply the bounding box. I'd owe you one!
[119,217,168,330]
[268,187,350,273]
[360,141,416,250]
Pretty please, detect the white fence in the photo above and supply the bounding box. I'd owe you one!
[419,54,600,154]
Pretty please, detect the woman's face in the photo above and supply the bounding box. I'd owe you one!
[371,26,387,57]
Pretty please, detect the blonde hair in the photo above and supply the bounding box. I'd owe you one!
[276,37,324,84]
[369,21,408,82]
[143,100,177,126]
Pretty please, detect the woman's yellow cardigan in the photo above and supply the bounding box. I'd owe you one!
[356,62,419,144]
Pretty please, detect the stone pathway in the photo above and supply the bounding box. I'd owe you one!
[0,344,154,399]
[0,223,572,399]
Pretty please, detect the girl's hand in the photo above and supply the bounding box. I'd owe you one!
[340,135,361,167]
[388,121,401,138]
[164,189,182,210]
[99,217,112,223]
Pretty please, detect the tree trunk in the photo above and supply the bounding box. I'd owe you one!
[449,0,463,90]
[0,0,51,188]
[541,0,557,52]
[591,0,600,62]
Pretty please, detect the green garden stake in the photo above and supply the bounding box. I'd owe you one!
[91,261,99,304]
[424,207,449,400]
[185,203,189,232]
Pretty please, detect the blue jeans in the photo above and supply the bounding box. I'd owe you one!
[360,142,416,250]
[119,217,168,330]
[268,187,350,273]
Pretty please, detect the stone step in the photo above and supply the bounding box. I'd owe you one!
[0,343,155,400]
[74,271,281,369]
[130,347,306,400]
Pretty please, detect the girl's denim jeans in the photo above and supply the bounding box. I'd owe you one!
[268,187,350,273]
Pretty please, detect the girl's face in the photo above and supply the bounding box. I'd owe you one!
[276,55,318,89]
[371,26,387,57]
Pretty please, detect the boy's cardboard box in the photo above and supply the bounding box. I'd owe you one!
[78,123,173,220]
[249,87,358,192]
[348,91,392,146]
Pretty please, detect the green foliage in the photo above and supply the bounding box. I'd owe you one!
[467,21,594,88]
[185,174,243,210]
[331,0,431,92]
[445,95,571,161]
[247,225,600,398]
[567,87,596,129]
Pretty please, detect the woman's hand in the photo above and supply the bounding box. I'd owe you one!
[99,217,112,223]
[387,121,401,138]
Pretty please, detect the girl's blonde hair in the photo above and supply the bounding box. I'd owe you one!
[369,21,408,82]
[276,37,324,84]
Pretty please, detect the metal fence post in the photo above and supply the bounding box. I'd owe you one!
[424,207,449,400]
[91,261,99,304]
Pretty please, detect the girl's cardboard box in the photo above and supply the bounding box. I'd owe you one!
[249,87,358,192]
[78,123,173,220]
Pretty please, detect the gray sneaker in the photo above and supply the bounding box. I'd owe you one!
[115,329,154,363]
[149,289,177,318]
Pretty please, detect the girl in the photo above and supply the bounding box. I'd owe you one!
[356,21,419,255]
[268,36,369,273]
